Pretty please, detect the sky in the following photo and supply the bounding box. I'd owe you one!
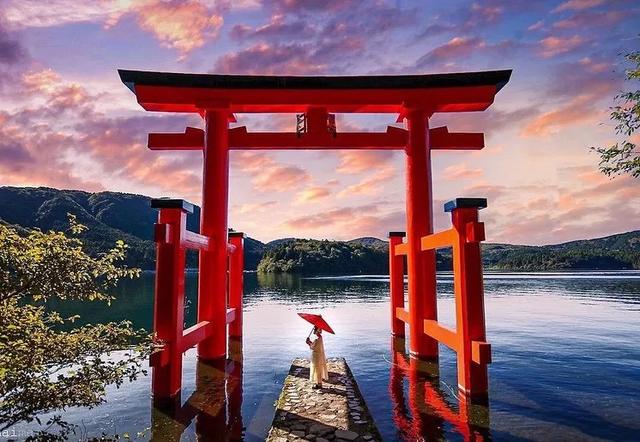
[0,0,638,245]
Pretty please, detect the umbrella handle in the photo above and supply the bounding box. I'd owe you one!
[307,326,315,340]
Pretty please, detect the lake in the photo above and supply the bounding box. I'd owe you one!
[12,271,640,441]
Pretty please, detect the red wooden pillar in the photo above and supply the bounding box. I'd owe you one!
[388,231,406,336]
[151,199,192,400]
[198,109,230,360]
[405,109,438,359]
[447,198,490,398]
[228,232,244,338]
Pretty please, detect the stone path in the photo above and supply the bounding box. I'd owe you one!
[266,357,381,442]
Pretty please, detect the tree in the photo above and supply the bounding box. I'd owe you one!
[0,215,152,437]
[592,49,640,178]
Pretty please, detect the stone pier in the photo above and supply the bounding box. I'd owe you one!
[266,357,381,442]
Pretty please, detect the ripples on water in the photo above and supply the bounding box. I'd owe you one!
[14,271,640,441]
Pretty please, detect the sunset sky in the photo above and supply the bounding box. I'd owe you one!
[0,0,638,244]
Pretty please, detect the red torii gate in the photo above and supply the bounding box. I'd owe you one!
[119,68,511,402]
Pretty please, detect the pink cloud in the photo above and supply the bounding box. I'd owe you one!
[528,20,545,31]
[521,94,603,136]
[461,183,508,203]
[285,206,361,230]
[537,35,587,58]
[232,152,310,192]
[22,69,60,93]
[492,191,640,245]
[577,57,611,74]
[233,201,278,215]
[470,3,503,23]
[336,151,396,174]
[337,167,396,198]
[469,170,640,245]
[417,0,535,38]
[253,165,309,191]
[416,36,519,68]
[552,9,626,29]
[216,2,409,75]
[295,186,331,203]
[283,203,405,239]
[0,121,104,192]
[1,67,207,201]
[553,0,605,12]
[417,36,484,66]
[214,42,325,75]
[542,56,617,103]
[441,163,483,181]
[5,0,224,57]
[3,1,119,28]
[230,14,314,40]
[130,0,223,56]
[430,106,539,138]
[269,0,358,13]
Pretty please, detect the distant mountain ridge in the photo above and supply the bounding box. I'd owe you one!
[347,237,388,249]
[0,186,263,270]
[1,186,638,272]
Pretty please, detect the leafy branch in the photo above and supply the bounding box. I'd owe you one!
[591,48,640,178]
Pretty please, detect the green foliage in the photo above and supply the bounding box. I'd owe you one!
[2,187,638,275]
[592,49,640,178]
[0,215,152,435]
[479,231,640,270]
[0,186,265,270]
[258,232,640,274]
[257,239,389,274]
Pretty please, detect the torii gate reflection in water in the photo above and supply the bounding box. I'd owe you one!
[118,69,511,407]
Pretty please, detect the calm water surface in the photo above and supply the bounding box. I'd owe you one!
[16,271,640,441]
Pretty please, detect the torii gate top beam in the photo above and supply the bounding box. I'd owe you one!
[118,69,511,114]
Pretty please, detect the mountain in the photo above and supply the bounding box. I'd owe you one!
[265,238,296,249]
[259,231,640,274]
[347,237,388,249]
[478,232,640,270]
[1,186,639,273]
[257,238,388,274]
[0,186,264,270]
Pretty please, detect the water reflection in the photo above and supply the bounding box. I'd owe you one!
[28,270,640,440]
[247,272,391,307]
[389,337,491,441]
[151,337,244,441]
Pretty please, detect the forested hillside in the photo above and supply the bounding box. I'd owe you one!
[257,239,388,274]
[1,186,638,273]
[0,186,264,270]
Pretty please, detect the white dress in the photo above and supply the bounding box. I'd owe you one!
[309,335,328,384]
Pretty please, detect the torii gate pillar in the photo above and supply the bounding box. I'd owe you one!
[198,109,230,360]
[405,109,438,359]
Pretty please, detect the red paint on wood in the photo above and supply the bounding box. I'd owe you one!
[152,207,187,399]
[198,110,230,361]
[389,234,406,336]
[451,207,489,397]
[405,109,438,359]
[228,234,244,338]
[133,84,499,114]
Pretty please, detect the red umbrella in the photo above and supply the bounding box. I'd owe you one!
[298,313,335,335]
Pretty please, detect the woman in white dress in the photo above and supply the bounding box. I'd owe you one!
[306,326,328,389]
